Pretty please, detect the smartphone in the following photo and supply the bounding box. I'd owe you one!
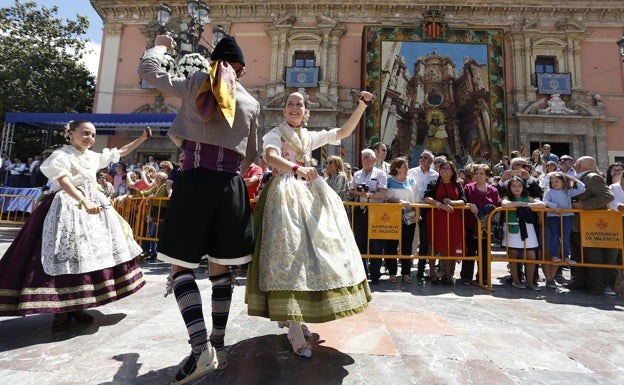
[511,170,522,176]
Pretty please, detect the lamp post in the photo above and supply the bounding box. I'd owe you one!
[155,1,214,59]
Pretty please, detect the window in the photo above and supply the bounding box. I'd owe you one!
[535,56,556,74]
[294,51,315,67]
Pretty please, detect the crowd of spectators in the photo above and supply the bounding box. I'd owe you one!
[320,142,622,295]
[0,153,48,189]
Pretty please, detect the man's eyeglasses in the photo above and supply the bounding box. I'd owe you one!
[419,156,433,161]
[362,155,375,159]
[434,161,443,165]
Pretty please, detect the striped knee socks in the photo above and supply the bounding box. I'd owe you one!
[209,272,233,351]
[172,270,207,357]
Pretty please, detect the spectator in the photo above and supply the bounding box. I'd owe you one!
[344,162,354,183]
[501,176,546,290]
[607,163,624,296]
[8,158,27,187]
[325,155,349,201]
[498,157,544,286]
[462,164,501,285]
[558,155,576,176]
[22,157,33,188]
[112,162,126,192]
[568,156,618,295]
[243,161,263,200]
[159,160,174,175]
[493,155,511,176]
[372,142,390,175]
[432,155,446,173]
[141,171,171,261]
[124,170,141,197]
[384,157,419,283]
[167,153,183,188]
[530,149,544,175]
[423,160,467,285]
[606,162,624,186]
[349,148,388,284]
[498,157,543,199]
[543,173,585,288]
[539,161,558,189]
[30,155,46,188]
[407,150,439,280]
[541,144,559,163]
[97,171,115,198]
[145,155,159,169]
[116,174,128,198]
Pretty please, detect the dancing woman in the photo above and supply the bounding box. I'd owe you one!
[246,91,374,358]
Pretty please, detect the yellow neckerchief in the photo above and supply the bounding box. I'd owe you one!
[195,60,237,127]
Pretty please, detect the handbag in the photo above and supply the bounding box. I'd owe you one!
[402,207,417,225]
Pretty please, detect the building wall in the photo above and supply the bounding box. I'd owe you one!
[90,0,624,169]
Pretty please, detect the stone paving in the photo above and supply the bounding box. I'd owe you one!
[1,226,623,385]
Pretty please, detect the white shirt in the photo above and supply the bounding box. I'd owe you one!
[350,167,387,203]
[608,183,624,214]
[407,166,439,201]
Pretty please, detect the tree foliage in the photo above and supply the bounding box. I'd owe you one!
[0,0,96,158]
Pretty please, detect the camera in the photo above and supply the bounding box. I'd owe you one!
[356,183,369,192]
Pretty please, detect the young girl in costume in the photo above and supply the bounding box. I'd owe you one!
[501,176,546,291]
[0,120,149,331]
[246,91,374,358]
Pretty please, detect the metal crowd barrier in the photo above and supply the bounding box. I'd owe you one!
[114,196,168,255]
[113,196,623,292]
[485,206,624,290]
[0,193,37,224]
[344,201,486,288]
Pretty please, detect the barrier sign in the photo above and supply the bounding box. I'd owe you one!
[580,211,623,248]
[368,205,402,240]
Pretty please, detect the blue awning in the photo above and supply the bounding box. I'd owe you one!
[4,112,176,128]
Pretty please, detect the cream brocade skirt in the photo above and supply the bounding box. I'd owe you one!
[246,174,371,323]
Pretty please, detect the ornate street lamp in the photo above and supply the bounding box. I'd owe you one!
[212,25,226,49]
[155,1,213,59]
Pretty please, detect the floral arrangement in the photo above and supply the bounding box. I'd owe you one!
[177,53,210,78]
[160,54,179,77]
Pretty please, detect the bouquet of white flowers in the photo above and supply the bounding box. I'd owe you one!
[160,54,180,78]
[177,53,210,78]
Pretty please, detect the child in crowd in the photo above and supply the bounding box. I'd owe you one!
[543,172,585,288]
[501,176,546,291]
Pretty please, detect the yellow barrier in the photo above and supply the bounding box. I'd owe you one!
[113,196,623,292]
[114,196,168,258]
[344,201,486,288]
[0,194,37,225]
[485,207,624,290]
